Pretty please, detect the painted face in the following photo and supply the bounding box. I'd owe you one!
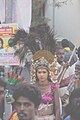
[57,49,64,64]
[0,86,5,101]
[15,96,36,120]
[37,68,48,82]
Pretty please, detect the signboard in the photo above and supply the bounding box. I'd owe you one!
[0,23,19,66]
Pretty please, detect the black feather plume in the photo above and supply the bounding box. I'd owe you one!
[13,23,57,61]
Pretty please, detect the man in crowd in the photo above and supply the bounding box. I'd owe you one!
[68,46,80,94]
[61,39,77,66]
[0,78,6,120]
[75,46,80,80]
[9,83,41,120]
[56,46,74,116]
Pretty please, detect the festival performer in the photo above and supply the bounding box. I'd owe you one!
[30,50,61,120]
[8,23,62,120]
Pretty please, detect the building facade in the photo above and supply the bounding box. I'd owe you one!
[44,0,80,48]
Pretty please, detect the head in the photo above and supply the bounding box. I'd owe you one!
[0,38,3,48]
[61,39,69,48]
[56,46,64,65]
[65,88,80,120]
[75,60,80,79]
[32,57,51,83]
[0,78,6,101]
[36,66,51,83]
[13,83,41,120]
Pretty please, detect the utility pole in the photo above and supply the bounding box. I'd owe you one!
[53,0,55,28]
[5,0,13,23]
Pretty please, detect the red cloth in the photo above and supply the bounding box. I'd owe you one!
[60,74,74,87]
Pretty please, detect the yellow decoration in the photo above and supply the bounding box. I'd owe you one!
[9,111,19,120]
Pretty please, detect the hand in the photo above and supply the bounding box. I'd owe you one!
[63,62,69,70]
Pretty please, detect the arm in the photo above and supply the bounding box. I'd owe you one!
[54,88,61,120]
[58,63,69,84]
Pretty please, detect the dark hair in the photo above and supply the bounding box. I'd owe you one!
[13,83,41,108]
[0,78,6,89]
[78,46,80,58]
[0,38,3,48]
[61,39,69,48]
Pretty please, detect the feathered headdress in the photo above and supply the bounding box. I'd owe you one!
[12,23,59,83]
[13,23,57,59]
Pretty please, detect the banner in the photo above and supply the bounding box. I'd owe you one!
[0,23,19,66]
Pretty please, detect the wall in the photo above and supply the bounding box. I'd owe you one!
[45,0,80,48]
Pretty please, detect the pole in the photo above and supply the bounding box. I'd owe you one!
[5,0,6,22]
[53,0,55,28]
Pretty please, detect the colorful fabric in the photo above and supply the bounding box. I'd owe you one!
[36,83,59,118]
[8,110,18,120]
[59,64,74,96]
[41,83,59,104]
[8,78,19,85]
[60,74,74,87]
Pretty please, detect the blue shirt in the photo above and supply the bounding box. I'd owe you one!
[64,116,70,120]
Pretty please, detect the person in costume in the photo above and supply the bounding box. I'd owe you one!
[30,50,61,120]
[8,83,41,120]
[9,24,61,120]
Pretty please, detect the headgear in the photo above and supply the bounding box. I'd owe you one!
[30,50,59,84]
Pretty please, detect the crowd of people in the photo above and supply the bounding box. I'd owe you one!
[0,30,80,120]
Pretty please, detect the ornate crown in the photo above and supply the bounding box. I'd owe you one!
[32,57,49,70]
[30,50,59,84]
